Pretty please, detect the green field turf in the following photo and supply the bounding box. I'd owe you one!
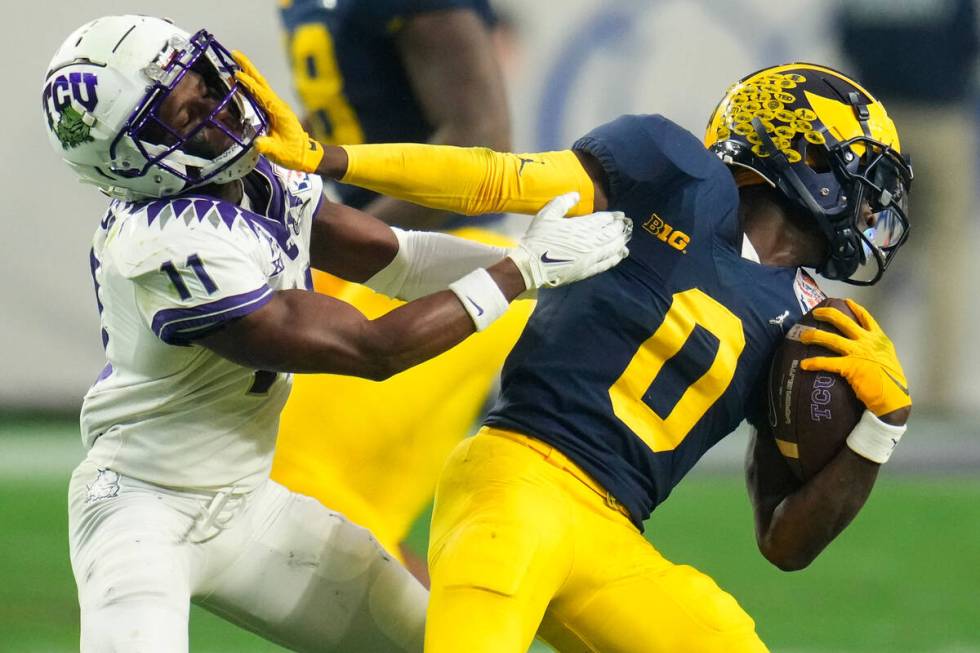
[2,467,979,653]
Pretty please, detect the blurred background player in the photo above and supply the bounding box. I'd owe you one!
[240,60,914,652]
[271,0,534,577]
[837,0,978,411]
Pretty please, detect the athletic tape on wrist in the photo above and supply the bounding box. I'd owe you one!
[846,409,906,464]
[448,268,510,331]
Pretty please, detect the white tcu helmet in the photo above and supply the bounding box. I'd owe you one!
[42,15,267,199]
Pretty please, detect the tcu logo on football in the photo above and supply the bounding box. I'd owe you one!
[810,374,835,422]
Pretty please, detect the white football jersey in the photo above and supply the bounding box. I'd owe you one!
[80,159,323,490]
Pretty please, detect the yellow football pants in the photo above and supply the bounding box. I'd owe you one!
[426,427,769,653]
[271,227,533,559]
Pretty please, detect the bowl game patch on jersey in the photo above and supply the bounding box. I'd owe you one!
[794,269,826,312]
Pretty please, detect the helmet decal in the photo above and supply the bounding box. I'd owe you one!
[704,63,913,286]
[710,71,816,164]
[54,105,95,149]
[42,72,100,149]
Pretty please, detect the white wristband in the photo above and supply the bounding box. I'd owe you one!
[448,268,510,332]
[846,410,906,464]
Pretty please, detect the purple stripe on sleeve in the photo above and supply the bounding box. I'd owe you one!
[151,286,273,346]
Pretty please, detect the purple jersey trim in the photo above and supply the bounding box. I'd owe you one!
[95,362,113,383]
[242,158,300,259]
[311,188,325,220]
[304,190,325,290]
[151,285,274,346]
[253,157,285,224]
[89,247,110,349]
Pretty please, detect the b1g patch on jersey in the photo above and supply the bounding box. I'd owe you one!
[642,213,690,253]
[794,269,826,312]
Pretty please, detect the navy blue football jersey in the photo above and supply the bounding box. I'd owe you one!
[280,0,495,210]
[485,115,827,528]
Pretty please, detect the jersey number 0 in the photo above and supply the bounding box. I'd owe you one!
[609,289,745,452]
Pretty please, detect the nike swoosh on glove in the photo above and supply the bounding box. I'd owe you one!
[508,192,632,290]
[799,298,911,418]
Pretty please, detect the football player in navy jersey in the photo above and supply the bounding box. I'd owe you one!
[240,59,913,652]
[272,0,530,577]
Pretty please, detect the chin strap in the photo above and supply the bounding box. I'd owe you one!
[847,91,873,139]
[751,119,828,220]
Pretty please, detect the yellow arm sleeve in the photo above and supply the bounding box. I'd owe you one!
[340,144,595,216]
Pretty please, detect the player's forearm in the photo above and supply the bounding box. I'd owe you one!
[315,144,595,217]
[756,448,879,571]
[360,228,511,302]
[317,142,494,230]
[355,120,511,229]
[367,266,520,376]
[348,258,525,378]
[203,261,524,380]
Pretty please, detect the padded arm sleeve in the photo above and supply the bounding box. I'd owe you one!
[364,227,510,301]
[340,144,595,217]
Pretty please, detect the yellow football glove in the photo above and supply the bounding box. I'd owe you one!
[799,298,911,418]
[232,50,324,174]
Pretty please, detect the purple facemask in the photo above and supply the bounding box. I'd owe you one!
[109,29,268,188]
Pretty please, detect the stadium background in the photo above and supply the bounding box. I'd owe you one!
[2,1,978,651]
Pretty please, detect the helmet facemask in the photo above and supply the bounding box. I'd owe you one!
[823,136,911,284]
[109,29,267,193]
[752,123,912,285]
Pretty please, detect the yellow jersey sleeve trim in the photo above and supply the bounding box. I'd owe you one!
[340,144,595,216]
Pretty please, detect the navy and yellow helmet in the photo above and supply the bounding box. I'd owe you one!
[705,63,912,285]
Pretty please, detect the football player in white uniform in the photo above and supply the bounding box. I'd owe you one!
[43,15,632,653]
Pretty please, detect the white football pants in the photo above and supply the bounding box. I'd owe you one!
[68,459,427,653]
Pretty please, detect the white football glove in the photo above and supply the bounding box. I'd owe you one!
[508,192,632,290]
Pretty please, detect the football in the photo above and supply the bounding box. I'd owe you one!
[768,298,865,480]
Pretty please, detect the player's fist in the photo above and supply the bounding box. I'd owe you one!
[508,192,632,290]
[799,298,910,422]
[232,51,324,174]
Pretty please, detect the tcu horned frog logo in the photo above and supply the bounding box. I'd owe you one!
[41,72,99,149]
